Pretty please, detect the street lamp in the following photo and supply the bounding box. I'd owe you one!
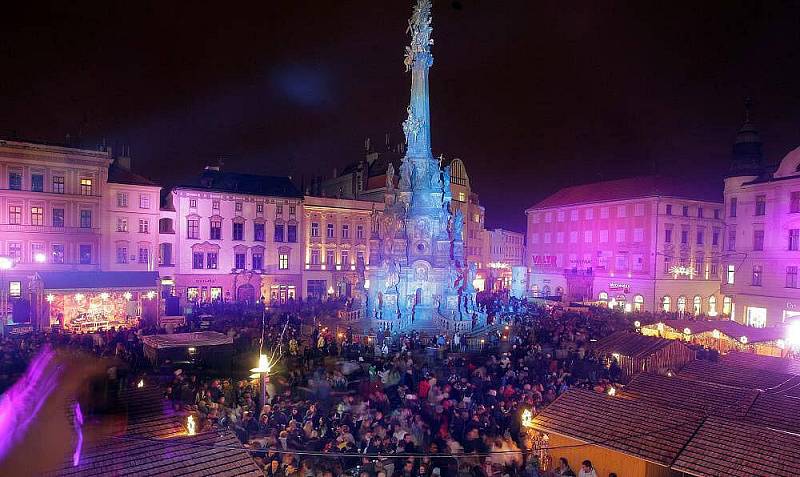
[251,354,273,414]
[0,256,15,336]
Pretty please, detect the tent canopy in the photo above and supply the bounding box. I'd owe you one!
[33,271,159,291]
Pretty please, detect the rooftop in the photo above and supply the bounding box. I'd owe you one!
[591,331,685,359]
[49,386,261,477]
[678,359,800,391]
[175,169,303,199]
[107,162,159,187]
[527,175,723,211]
[532,389,704,466]
[672,416,800,477]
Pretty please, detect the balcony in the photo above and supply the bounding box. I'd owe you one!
[0,224,100,234]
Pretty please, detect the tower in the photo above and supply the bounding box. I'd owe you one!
[728,97,764,178]
[366,0,477,332]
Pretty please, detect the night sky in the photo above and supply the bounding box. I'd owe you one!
[3,1,800,231]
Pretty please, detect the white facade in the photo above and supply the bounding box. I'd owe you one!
[161,169,304,305]
[723,146,800,327]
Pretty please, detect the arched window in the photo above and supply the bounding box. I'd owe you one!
[542,285,551,296]
[555,286,564,296]
[633,294,644,312]
[531,284,539,296]
[661,295,671,312]
[598,291,608,302]
[677,295,687,313]
[723,296,732,315]
[693,295,702,316]
[708,295,717,316]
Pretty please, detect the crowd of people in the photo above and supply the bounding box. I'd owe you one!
[0,295,645,476]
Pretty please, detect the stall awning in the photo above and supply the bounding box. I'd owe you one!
[33,271,159,291]
[142,331,233,349]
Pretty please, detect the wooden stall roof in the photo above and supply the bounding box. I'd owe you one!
[141,331,234,349]
[722,351,800,375]
[744,393,800,434]
[532,389,704,466]
[678,359,800,391]
[622,373,758,418]
[672,416,800,477]
[591,331,684,359]
[48,387,262,477]
[644,320,785,343]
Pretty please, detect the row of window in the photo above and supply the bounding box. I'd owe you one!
[728,193,789,217]
[664,204,721,219]
[534,204,721,223]
[532,229,644,244]
[664,228,721,246]
[726,263,800,288]
[186,219,297,242]
[309,222,366,240]
[115,246,151,265]
[6,205,93,228]
[4,242,92,264]
[308,249,365,266]
[191,251,287,270]
[726,228,800,252]
[7,171,93,195]
[188,199,296,216]
[116,218,151,233]
[115,192,151,209]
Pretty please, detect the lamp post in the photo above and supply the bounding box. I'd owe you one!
[250,354,272,415]
[0,256,15,336]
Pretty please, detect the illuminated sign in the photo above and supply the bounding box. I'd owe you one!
[609,282,630,293]
[669,265,697,278]
[531,255,558,268]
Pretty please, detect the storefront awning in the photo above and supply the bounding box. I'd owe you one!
[33,271,159,291]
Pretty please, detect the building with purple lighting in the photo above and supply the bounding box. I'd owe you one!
[526,176,725,315]
[723,109,800,327]
[160,167,305,306]
[0,139,160,330]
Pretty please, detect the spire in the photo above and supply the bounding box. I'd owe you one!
[402,0,434,159]
[729,97,764,177]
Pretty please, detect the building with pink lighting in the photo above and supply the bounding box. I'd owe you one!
[722,112,800,328]
[160,167,305,306]
[526,176,724,315]
[0,139,160,329]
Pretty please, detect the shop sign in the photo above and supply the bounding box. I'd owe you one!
[609,282,630,293]
[531,255,558,268]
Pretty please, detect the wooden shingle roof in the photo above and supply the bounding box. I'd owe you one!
[622,373,758,418]
[532,389,704,466]
[591,331,683,359]
[678,359,800,391]
[722,351,800,376]
[672,416,800,477]
[744,393,800,434]
[48,387,262,477]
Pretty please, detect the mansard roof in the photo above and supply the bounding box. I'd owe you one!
[175,169,303,199]
[528,175,723,211]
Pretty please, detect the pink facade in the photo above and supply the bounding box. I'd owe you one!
[160,168,305,306]
[0,140,161,327]
[526,177,724,314]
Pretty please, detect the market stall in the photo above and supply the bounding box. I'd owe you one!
[641,320,787,357]
[591,331,695,382]
[30,271,159,331]
[141,331,234,370]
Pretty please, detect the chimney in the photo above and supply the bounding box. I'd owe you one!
[385,132,390,149]
[115,144,132,170]
[333,167,338,178]
[364,137,371,152]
